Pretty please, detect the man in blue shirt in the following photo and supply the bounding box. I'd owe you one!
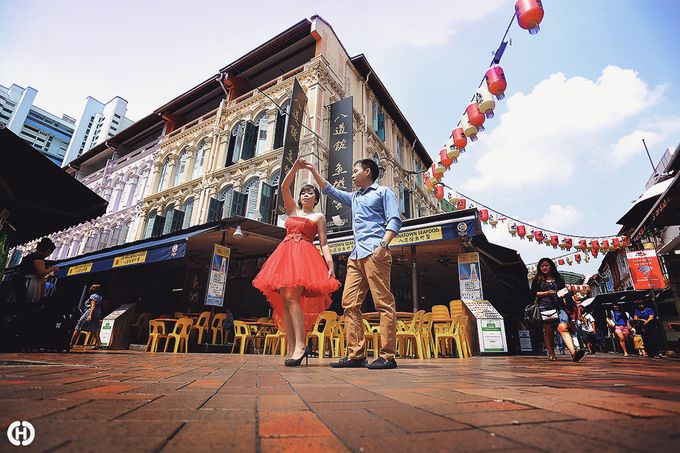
[304,158,402,369]
[634,299,663,357]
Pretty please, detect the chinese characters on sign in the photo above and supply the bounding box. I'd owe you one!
[276,78,308,216]
[326,97,354,230]
[319,226,444,255]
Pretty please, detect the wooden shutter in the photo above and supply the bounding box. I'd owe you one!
[241,122,257,160]
[207,197,223,222]
[152,215,166,237]
[231,190,247,217]
[259,182,274,224]
[171,209,185,232]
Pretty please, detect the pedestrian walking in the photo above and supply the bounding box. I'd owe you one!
[70,284,103,349]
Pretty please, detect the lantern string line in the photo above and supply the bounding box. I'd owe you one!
[452,11,516,133]
[440,184,621,240]
[525,249,591,267]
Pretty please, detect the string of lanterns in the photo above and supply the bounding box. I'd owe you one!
[423,0,545,189]
[442,190,628,265]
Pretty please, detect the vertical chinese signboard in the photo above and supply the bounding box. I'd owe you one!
[205,244,231,307]
[276,78,308,217]
[626,248,666,290]
[326,96,353,230]
[458,252,483,300]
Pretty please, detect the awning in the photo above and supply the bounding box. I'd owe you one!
[617,178,673,227]
[631,171,680,241]
[0,129,108,247]
[54,225,218,278]
[591,290,651,306]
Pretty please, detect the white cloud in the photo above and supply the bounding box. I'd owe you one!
[539,204,582,231]
[603,118,680,168]
[460,66,664,193]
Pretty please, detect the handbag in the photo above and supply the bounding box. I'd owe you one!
[524,300,543,325]
[540,308,559,323]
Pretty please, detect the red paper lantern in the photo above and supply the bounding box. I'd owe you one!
[452,127,467,152]
[440,148,453,168]
[612,238,621,249]
[466,102,486,131]
[591,240,600,252]
[485,66,507,100]
[602,239,610,251]
[456,199,467,210]
[575,254,582,263]
[431,163,443,181]
[434,185,444,200]
[591,248,599,258]
[535,230,544,243]
[515,0,545,35]
[558,259,565,266]
[479,209,489,223]
[517,224,526,239]
[579,239,588,251]
[565,238,573,250]
[550,235,559,249]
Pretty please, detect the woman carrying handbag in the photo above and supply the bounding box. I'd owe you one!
[530,258,586,363]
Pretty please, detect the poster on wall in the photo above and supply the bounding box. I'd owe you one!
[626,249,666,290]
[458,252,483,300]
[205,244,231,307]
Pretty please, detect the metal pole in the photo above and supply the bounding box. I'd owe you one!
[642,139,656,172]
[411,245,418,313]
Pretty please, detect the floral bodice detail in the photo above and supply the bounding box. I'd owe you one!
[283,216,317,243]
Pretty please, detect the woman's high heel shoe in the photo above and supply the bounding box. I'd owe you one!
[284,347,309,367]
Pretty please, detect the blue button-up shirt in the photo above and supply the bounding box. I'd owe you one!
[323,181,402,260]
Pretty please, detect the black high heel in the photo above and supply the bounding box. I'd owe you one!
[284,347,309,367]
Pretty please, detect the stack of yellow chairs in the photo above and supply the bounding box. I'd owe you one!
[435,314,471,358]
[420,312,436,358]
[331,315,346,358]
[210,313,228,345]
[362,319,379,358]
[191,311,212,344]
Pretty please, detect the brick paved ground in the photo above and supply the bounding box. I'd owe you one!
[1,351,679,452]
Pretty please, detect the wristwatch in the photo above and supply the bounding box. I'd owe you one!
[379,240,389,249]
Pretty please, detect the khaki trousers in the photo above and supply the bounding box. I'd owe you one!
[343,251,396,360]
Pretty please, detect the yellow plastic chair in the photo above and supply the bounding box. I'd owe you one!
[431,305,451,336]
[231,321,253,354]
[396,310,425,359]
[75,330,96,346]
[420,312,435,358]
[264,323,287,356]
[305,311,338,358]
[331,315,346,358]
[210,313,227,345]
[435,314,467,358]
[146,320,168,352]
[459,315,472,357]
[191,311,211,344]
[362,319,379,358]
[164,318,194,353]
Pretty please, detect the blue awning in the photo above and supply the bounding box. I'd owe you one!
[55,225,217,278]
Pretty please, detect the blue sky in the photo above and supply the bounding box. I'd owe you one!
[2,0,679,277]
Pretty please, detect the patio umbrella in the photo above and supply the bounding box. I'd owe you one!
[0,128,107,247]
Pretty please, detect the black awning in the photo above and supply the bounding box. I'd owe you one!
[0,128,108,247]
[617,178,672,227]
[631,172,680,241]
[591,290,651,306]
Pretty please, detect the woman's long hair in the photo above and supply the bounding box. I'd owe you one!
[532,257,564,286]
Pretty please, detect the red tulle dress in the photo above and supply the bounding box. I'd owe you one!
[252,216,341,331]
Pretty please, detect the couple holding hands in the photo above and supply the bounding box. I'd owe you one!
[253,157,402,369]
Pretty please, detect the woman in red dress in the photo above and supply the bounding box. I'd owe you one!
[252,158,340,366]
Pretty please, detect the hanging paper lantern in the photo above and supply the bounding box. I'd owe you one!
[489,213,498,228]
[456,198,467,210]
[447,145,461,160]
[591,249,599,258]
[578,239,588,251]
[591,240,600,253]
[461,113,479,141]
[543,234,552,246]
[435,160,446,174]
[565,238,573,251]
[517,224,526,239]
[550,235,559,249]
[515,0,545,35]
[558,258,565,266]
[475,86,496,119]
[584,253,590,262]
[452,127,467,152]
[526,228,535,241]
[431,163,443,181]
[479,209,489,223]
[602,239,610,252]
[508,222,518,237]
[575,253,582,263]
[566,256,573,266]
[534,230,544,243]
[612,237,621,249]
[558,237,566,250]
[485,66,507,100]
[440,149,453,169]
[466,102,486,132]
[434,184,444,200]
